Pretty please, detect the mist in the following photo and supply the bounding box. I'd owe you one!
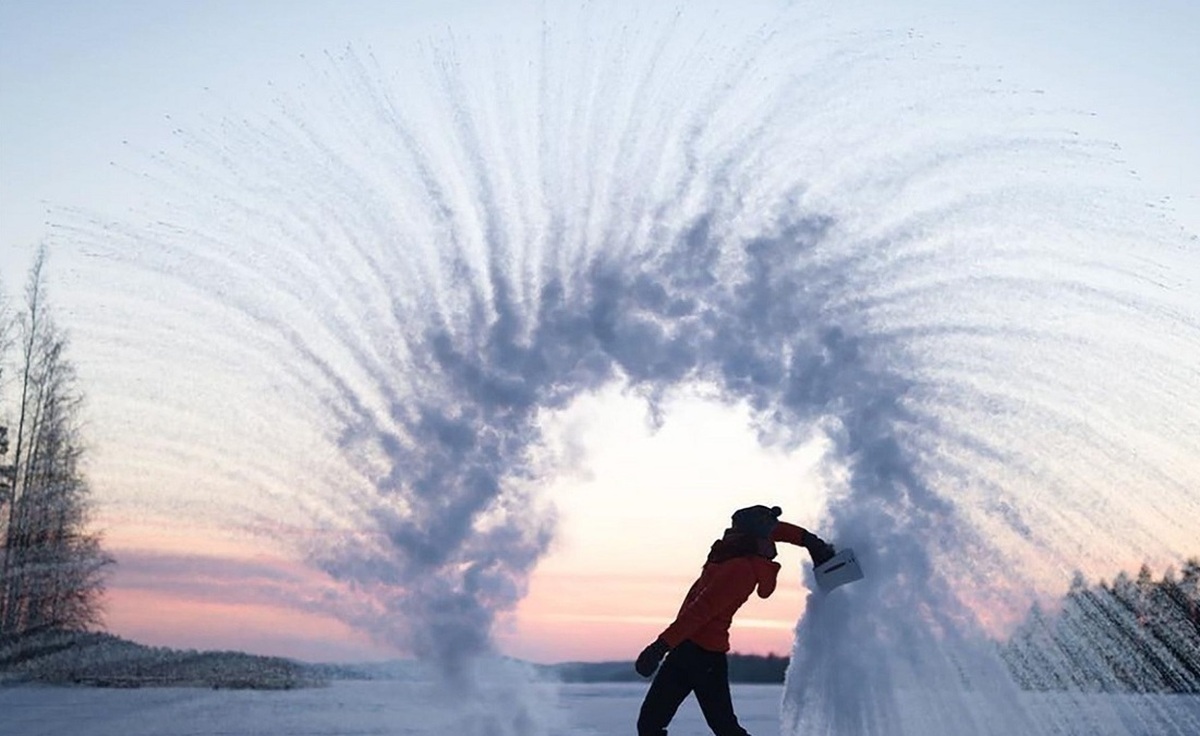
[49,2,1200,734]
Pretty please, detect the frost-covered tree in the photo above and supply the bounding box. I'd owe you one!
[1002,560,1200,693]
[0,249,112,638]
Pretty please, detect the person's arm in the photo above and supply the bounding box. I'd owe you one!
[770,520,807,546]
[772,521,835,565]
[658,559,757,647]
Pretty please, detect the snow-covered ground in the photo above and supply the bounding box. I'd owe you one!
[2,681,1198,736]
[0,681,771,736]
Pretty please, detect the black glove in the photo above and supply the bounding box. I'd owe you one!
[635,639,670,678]
[800,529,836,567]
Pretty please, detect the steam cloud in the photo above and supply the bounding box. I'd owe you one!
[58,2,1200,735]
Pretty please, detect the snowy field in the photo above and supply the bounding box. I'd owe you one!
[0,681,777,736]
[2,681,1199,736]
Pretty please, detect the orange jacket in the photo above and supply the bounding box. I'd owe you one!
[658,521,807,652]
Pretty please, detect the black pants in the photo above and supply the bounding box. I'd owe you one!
[637,640,750,736]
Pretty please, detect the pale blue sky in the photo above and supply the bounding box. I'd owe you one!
[2,0,1197,280]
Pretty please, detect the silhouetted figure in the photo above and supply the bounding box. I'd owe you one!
[634,505,834,736]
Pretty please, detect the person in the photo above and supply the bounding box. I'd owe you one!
[633,504,835,736]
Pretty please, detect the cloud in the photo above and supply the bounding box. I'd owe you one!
[64,2,1200,733]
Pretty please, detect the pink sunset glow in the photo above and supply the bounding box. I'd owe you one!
[102,529,811,665]
[96,390,829,665]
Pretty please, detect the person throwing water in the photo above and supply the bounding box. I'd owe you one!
[634,505,835,736]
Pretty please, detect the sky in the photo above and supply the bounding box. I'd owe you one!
[0,1,1197,665]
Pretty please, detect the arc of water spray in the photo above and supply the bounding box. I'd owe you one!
[56,2,1200,734]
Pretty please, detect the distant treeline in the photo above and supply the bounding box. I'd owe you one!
[0,629,318,689]
[1001,559,1200,693]
[545,652,790,684]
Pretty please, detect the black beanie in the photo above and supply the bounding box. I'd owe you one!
[730,505,782,539]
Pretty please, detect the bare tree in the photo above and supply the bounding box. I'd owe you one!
[0,274,15,627]
[0,249,112,637]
